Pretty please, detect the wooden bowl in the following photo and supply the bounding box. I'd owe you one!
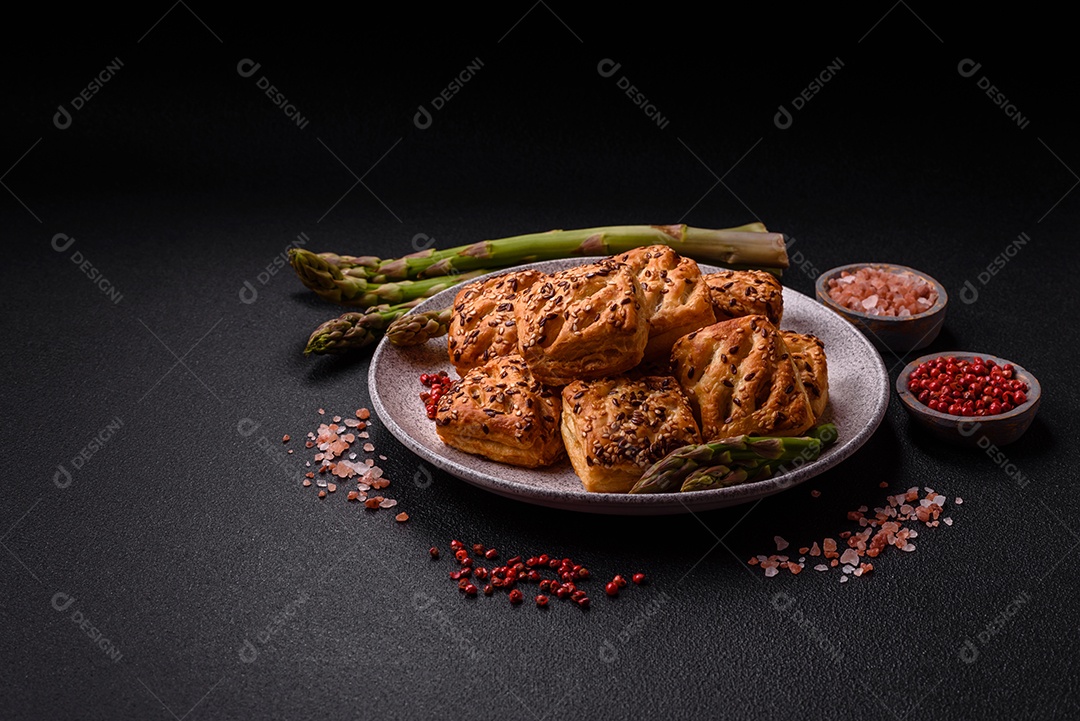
[896,352,1041,446]
[816,263,947,354]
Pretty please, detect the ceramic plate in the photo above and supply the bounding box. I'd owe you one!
[369,259,889,515]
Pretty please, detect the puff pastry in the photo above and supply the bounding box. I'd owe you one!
[515,261,648,385]
[447,269,545,372]
[704,270,784,326]
[435,354,564,468]
[671,315,815,440]
[610,245,716,361]
[781,331,829,420]
[561,375,702,493]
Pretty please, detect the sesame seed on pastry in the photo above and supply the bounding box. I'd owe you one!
[610,245,716,362]
[781,331,829,420]
[703,270,784,326]
[447,269,546,373]
[671,315,815,440]
[435,354,564,468]
[560,375,702,493]
[515,260,648,386]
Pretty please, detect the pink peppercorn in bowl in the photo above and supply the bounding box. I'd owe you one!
[895,352,1041,446]
[815,263,947,354]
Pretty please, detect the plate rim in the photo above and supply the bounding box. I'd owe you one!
[369,258,889,515]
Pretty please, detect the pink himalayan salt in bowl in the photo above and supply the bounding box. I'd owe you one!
[815,263,947,354]
[826,266,938,318]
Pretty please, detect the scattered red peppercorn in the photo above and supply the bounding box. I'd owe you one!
[429,547,440,559]
[535,594,549,607]
[508,589,524,604]
[484,548,498,560]
[605,582,619,597]
[613,575,628,588]
[632,573,646,585]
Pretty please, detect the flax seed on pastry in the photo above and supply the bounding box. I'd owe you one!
[610,245,716,362]
[560,375,702,493]
[435,354,564,468]
[703,270,784,326]
[671,315,814,440]
[515,260,648,386]
[781,331,829,420]
[447,269,545,372]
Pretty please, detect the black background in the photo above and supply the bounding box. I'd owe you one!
[4,5,1079,720]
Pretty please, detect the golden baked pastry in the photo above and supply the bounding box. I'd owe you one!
[781,331,829,419]
[561,375,702,493]
[704,270,784,326]
[515,261,648,385]
[610,245,716,361]
[447,269,545,372]
[435,354,564,468]
[671,315,815,440]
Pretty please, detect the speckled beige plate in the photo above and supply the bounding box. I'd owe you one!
[369,259,889,515]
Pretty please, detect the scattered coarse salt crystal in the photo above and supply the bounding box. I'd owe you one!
[840,549,859,566]
[318,490,327,499]
[810,489,821,498]
[344,418,360,427]
[363,442,375,452]
[379,455,387,461]
[332,415,341,422]
[809,542,821,557]
[395,512,409,522]
[861,294,878,310]
[955,497,963,505]
[302,479,311,487]
[357,408,371,420]
[379,499,398,509]
[764,567,779,578]
[815,564,829,572]
[901,543,916,552]
[349,453,357,460]
[315,478,327,488]
[282,434,290,443]
[840,576,848,584]
[943,517,953,526]
[774,536,789,551]
[365,459,375,467]
[858,505,868,513]
[318,408,325,415]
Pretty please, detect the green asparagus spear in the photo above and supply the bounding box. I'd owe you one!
[290,248,489,307]
[679,466,751,493]
[304,300,423,355]
[290,222,785,291]
[629,425,838,494]
[386,308,454,347]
